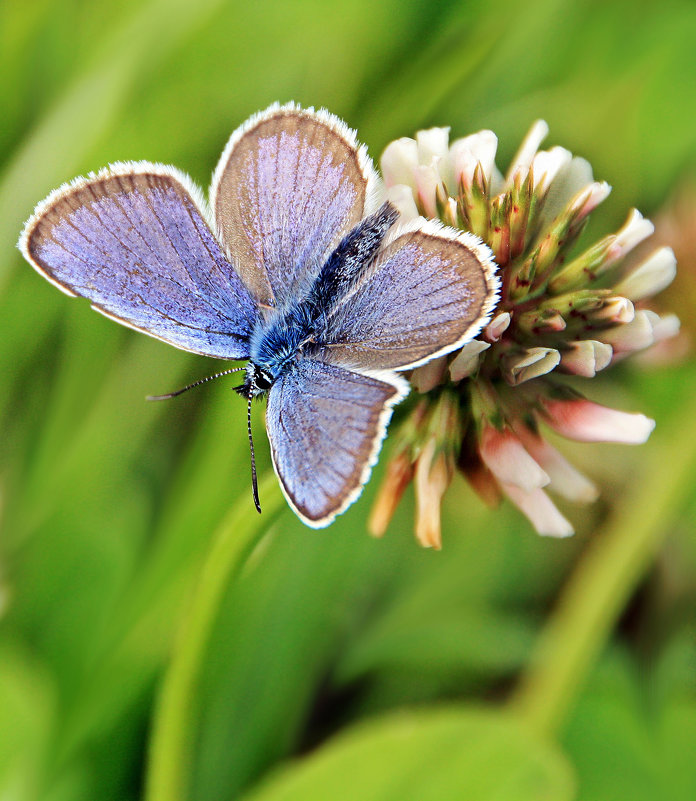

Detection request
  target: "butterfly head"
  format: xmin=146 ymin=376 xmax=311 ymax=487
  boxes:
xmin=236 ymin=362 xmax=275 ymax=400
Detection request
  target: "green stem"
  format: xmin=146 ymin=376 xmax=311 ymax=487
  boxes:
xmin=511 ymin=382 xmax=696 ymax=736
xmin=144 ymin=471 xmax=284 ymax=801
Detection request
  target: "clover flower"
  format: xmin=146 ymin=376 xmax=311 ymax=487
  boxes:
xmin=370 ymin=121 xmax=678 ymax=547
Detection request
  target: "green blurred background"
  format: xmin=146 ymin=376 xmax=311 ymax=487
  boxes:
xmin=2 ymin=0 xmax=696 ymax=799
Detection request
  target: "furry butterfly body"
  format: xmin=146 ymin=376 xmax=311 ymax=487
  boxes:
xmin=19 ymin=103 xmax=499 ymax=526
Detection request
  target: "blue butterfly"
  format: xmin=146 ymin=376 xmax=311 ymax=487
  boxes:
xmin=19 ymin=103 xmax=498 ymax=527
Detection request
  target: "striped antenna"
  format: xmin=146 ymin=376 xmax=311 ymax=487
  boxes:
xmin=247 ymin=392 xmax=261 ymax=513
xmin=146 ymin=367 xmax=246 ymax=400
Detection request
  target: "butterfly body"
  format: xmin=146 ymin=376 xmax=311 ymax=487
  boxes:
xmin=19 ymin=103 xmax=499 ymax=527
xmin=244 ymin=201 xmax=399 ymax=399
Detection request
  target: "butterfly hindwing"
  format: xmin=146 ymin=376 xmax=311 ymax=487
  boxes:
xmin=317 ymin=218 xmax=499 ymax=372
xmin=20 ymin=164 xmax=257 ymax=359
xmin=211 ymin=103 xmax=380 ymax=309
xmin=265 ymin=358 xmax=407 ymax=527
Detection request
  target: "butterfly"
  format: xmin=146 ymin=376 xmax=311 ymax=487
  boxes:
xmin=18 ymin=102 xmax=499 ymax=527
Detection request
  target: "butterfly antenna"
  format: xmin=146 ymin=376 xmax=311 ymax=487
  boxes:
xmin=146 ymin=367 xmax=246 ymax=401
xmin=247 ymin=392 xmax=262 ymax=514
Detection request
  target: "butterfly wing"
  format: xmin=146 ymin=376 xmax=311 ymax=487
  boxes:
xmin=20 ymin=163 xmax=257 ymax=359
xmin=211 ymin=103 xmax=380 ymax=309
xmin=265 ymin=358 xmax=407 ymax=527
xmin=317 ymin=218 xmax=500 ymax=371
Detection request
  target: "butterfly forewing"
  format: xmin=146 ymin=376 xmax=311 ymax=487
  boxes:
xmin=20 ymin=165 xmax=257 ymax=359
xmin=318 ymin=219 xmax=499 ymax=372
xmin=266 ymin=359 xmax=407 ymax=527
xmin=212 ymin=104 xmax=378 ymax=309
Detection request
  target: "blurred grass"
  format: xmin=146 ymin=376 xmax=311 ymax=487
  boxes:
xmin=1 ymin=0 xmax=696 ymax=799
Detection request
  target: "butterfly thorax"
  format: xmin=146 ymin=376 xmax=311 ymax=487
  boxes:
xmin=243 ymin=305 xmax=317 ymax=397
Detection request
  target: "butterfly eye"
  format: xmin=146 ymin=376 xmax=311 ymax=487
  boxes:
xmin=255 ymin=369 xmax=273 ymax=391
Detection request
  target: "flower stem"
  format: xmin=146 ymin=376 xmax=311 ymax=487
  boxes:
xmin=510 ymin=380 xmax=696 ymax=736
xmin=144 ymin=471 xmax=284 ymax=801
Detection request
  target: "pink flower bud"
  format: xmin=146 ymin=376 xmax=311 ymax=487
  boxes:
xmin=412 ymin=355 xmax=448 ymax=393
xmin=450 ymin=130 xmax=498 ymax=191
xmin=449 ymin=340 xmax=490 ymax=382
xmin=442 ymin=197 xmax=459 ymax=228
xmin=416 ymin=127 xmax=451 ymax=185
xmin=606 ymin=209 xmax=655 ymax=262
xmin=484 ymin=312 xmax=511 ymax=342
xmin=380 ymin=137 xmax=418 ymax=188
xmin=414 ymin=439 xmax=452 ymax=549
xmin=531 ymin=146 xmax=572 ymax=194
xmin=592 ymin=296 xmax=635 ymax=324
xmin=502 ymin=347 xmax=560 ymax=385
xmin=569 ymin=181 xmax=612 ymax=220
xmin=649 ymin=312 xmax=680 ymax=344
xmin=615 ymin=246 xmax=677 ymax=301
xmin=479 ymin=425 xmax=550 ymax=492
xmin=416 ymin=127 xmax=450 ymax=163
xmin=368 ymin=452 xmax=414 ymax=538
xmin=385 ymin=185 xmax=420 ymax=221
xmin=536 ymin=160 xmax=600 ymax=230
xmin=505 ymin=119 xmax=549 ymax=188
xmin=541 ymin=398 xmax=656 ymax=443
xmin=512 ymin=424 xmax=599 ymax=503
xmin=501 ymin=484 xmax=574 ymax=537
xmin=599 ymin=310 xmax=655 ymax=353
xmin=414 ymin=162 xmax=442 ymax=217
xmin=560 ymin=340 xmax=613 ymax=377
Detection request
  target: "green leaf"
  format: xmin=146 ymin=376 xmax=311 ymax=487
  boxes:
xmin=239 ymin=708 xmax=575 ymax=801
xmin=335 ymin=606 xmax=535 ymax=685
xmin=564 ymin=641 xmax=696 ymax=801
xmin=0 ymin=641 xmax=55 ymax=800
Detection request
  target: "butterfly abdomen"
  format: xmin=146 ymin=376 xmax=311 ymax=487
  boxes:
xmin=306 ymin=201 xmax=398 ymax=313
